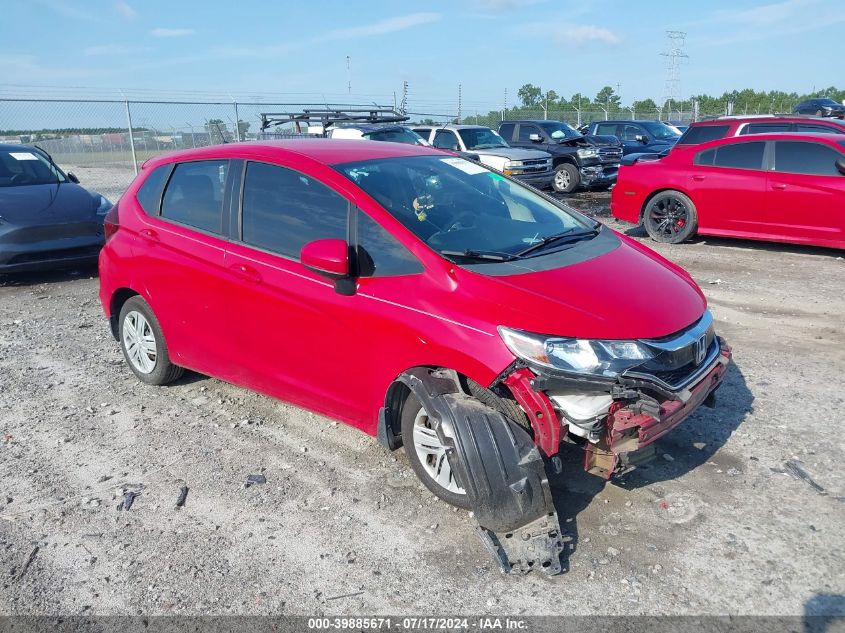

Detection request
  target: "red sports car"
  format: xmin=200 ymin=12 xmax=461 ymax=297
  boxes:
xmin=612 ymin=132 xmax=845 ymax=249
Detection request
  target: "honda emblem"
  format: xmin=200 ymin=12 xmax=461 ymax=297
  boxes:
xmin=695 ymin=335 xmax=707 ymax=365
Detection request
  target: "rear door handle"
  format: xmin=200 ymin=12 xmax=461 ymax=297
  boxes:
xmin=228 ymin=263 xmax=261 ymax=283
xmin=139 ymin=228 xmax=159 ymax=243
xmin=771 ymin=183 xmax=787 ymax=190
xmin=692 ymin=175 xmax=706 ymax=182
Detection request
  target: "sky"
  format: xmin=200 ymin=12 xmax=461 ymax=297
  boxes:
xmin=1 ymin=0 xmax=843 ymax=115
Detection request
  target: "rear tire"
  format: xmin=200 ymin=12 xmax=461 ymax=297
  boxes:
xmin=552 ymin=163 xmax=580 ymax=193
xmin=642 ymin=190 xmax=698 ymax=244
xmin=401 ymin=393 xmax=471 ymax=509
xmin=118 ymin=296 xmax=184 ymax=386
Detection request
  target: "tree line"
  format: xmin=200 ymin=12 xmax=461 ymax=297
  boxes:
xmin=510 ymin=84 xmax=845 ymax=118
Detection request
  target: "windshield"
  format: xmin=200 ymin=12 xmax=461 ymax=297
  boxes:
xmin=364 ymin=127 xmax=428 ymax=146
xmin=336 ymin=155 xmax=593 ymax=262
xmin=540 ymin=121 xmax=581 ymax=140
xmin=457 ymin=128 xmax=509 ymax=150
xmin=0 ymin=149 xmax=66 ymax=187
xmin=641 ymin=121 xmax=682 ymax=140
xmin=818 ymin=99 xmax=840 ymax=106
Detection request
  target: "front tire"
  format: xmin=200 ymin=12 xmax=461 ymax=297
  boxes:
xmin=118 ymin=296 xmax=184 ymax=386
xmin=401 ymin=393 xmax=471 ymax=509
xmin=552 ymin=163 xmax=580 ymax=193
xmin=642 ymin=190 xmax=698 ymax=244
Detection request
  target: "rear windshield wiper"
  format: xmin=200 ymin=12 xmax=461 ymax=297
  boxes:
xmin=439 ymin=249 xmax=520 ymax=262
xmin=516 ymin=225 xmax=600 ymax=257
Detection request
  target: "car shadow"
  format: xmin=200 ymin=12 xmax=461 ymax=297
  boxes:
xmin=804 ymin=594 xmax=845 ymax=633
xmin=546 ymin=359 xmax=754 ymax=572
xmin=0 ymin=263 xmax=99 ymax=287
xmin=686 ymin=235 xmax=844 ymax=258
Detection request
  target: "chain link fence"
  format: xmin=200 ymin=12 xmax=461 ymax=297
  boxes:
xmin=0 ymin=98 xmax=456 ymax=202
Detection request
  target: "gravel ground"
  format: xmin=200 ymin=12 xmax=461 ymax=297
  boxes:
xmin=0 ymin=190 xmax=843 ymax=617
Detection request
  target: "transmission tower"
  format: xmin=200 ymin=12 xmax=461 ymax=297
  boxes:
xmin=660 ymin=31 xmax=688 ymax=114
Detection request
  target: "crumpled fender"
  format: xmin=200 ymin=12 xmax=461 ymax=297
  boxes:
xmin=397 ymin=368 xmax=564 ymax=575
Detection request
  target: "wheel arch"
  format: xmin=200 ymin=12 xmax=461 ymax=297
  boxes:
xmin=108 ymin=287 xmax=140 ymax=340
xmin=552 ymin=155 xmax=578 ymax=168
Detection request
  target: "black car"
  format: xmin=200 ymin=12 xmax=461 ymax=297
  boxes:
xmin=588 ymin=120 xmax=682 ymax=157
xmin=793 ymin=98 xmax=845 ymax=118
xmin=499 ymin=120 xmax=622 ymax=193
xmin=0 ymin=144 xmax=112 ymax=273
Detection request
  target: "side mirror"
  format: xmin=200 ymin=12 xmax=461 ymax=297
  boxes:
xmin=528 ymin=133 xmax=542 ymax=142
xmin=836 ymin=158 xmax=845 ymax=176
xmin=67 ymin=172 xmax=80 ymax=183
xmin=301 ymin=238 xmax=349 ymax=278
xmin=635 ymin=135 xmax=649 ymax=144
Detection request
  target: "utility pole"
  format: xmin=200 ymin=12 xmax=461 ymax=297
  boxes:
xmin=457 ymin=83 xmax=462 ymax=124
xmin=661 ymin=31 xmax=688 ymax=119
xmin=346 ymin=56 xmax=351 ymax=94
xmin=400 ymin=81 xmax=408 ymax=115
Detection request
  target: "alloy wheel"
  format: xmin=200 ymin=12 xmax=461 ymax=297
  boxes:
xmin=412 ymin=408 xmax=466 ymax=495
xmin=648 ymin=196 xmax=689 ymax=239
xmin=554 ymin=169 xmax=571 ymax=190
xmin=122 ymin=310 xmax=157 ymax=374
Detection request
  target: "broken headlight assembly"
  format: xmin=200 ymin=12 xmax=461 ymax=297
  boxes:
xmin=498 ymin=326 xmax=655 ymax=377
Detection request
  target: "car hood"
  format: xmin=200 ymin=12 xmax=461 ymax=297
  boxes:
xmin=572 ymin=134 xmax=621 ymax=147
xmin=453 ymin=232 xmax=706 ymax=340
xmin=474 ymin=147 xmax=550 ymax=161
xmin=0 ymin=182 xmax=99 ymax=224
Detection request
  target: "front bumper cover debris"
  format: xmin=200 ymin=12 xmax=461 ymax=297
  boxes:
xmin=398 ymin=369 xmax=564 ymax=576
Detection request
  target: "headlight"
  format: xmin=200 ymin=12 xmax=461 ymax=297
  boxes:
xmin=498 ymin=326 xmax=655 ymax=376
xmin=503 ymin=160 xmax=523 ymax=176
xmin=577 ymin=148 xmax=598 ymax=159
xmin=95 ymin=195 xmax=113 ymax=215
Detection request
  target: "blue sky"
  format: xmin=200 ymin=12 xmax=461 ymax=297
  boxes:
xmin=1 ymin=0 xmax=843 ymax=113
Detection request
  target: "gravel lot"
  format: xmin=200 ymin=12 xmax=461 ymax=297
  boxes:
xmin=0 ymin=189 xmax=843 ymax=617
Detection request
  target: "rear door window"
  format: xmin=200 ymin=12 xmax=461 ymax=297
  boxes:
xmin=160 ymin=160 xmax=229 ymax=234
xmin=594 ymin=123 xmax=619 ymax=137
xmin=796 ymin=123 xmax=844 ymax=135
xmin=241 ymin=161 xmax=348 ymax=259
xmin=678 ymin=125 xmax=730 ymax=145
xmin=773 ymin=141 xmax=843 ymax=176
xmin=740 ymin=123 xmax=791 ymax=135
xmin=498 ymin=122 xmax=516 ymax=141
xmin=712 ymin=142 xmax=765 ymax=170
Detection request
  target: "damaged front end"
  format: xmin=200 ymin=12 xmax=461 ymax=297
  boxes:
xmin=497 ymin=310 xmax=732 ymax=478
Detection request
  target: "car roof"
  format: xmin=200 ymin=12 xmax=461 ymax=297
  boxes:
xmin=142 ymin=139 xmax=443 ymax=169
xmin=684 ymin=131 xmax=845 ymax=150
xmin=0 ymin=143 xmax=37 ymax=152
xmin=689 ymin=115 xmax=845 ymax=127
xmin=595 ymin=120 xmax=660 ymax=124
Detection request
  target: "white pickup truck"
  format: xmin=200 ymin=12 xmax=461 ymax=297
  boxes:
xmin=413 ymin=124 xmax=554 ymax=189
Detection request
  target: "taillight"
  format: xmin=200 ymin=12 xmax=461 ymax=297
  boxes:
xmin=103 ymin=203 xmax=120 ymax=242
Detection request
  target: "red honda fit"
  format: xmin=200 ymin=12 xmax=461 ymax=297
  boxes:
xmin=99 ymin=139 xmax=730 ymax=511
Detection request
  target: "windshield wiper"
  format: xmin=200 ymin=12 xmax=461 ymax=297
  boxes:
xmin=516 ymin=226 xmax=600 ymax=257
xmin=439 ymin=249 xmax=520 ymax=262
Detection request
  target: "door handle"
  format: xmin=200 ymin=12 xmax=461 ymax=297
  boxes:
xmin=228 ymin=263 xmax=261 ymax=283
xmin=692 ymin=175 xmax=706 ymax=182
xmin=771 ymin=183 xmax=787 ymax=190
xmin=139 ymin=228 xmax=159 ymax=243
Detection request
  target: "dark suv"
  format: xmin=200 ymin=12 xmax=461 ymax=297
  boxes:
xmin=793 ymin=98 xmax=845 ymax=118
xmin=588 ymin=120 xmax=681 ymax=156
xmin=499 ymin=120 xmax=622 ymax=193
xmin=677 ymin=116 xmax=845 ymax=146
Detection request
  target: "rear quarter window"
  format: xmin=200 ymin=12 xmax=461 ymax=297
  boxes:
xmin=135 ymin=164 xmax=172 ymax=215
xmin=678 ymin=124 xmax=730 ymax=145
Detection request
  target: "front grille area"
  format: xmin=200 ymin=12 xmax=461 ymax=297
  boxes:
xmin=624 ymin=312 xmax=718 ymax=391
xmin=521 ymin=159 xmax=550 ymax=167
xmin=598 ymin=147 xmax=623 ymax=162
